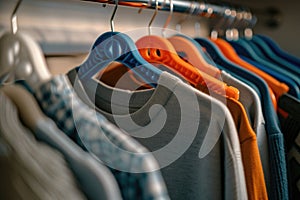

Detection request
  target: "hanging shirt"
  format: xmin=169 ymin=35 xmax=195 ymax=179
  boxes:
xmin=29 ymin=75 xmax=169 ymax=200
xmin=34 ymin=118 xmax=122 ymax=200
xmin=251 ymin=35 xmax=300 ymax=77
xmin=220 ymin=71 xmax=270 ymax=190
xmin=226 ymin=99 xmax=268 ymax=200
xmin=256 ymin=34 xmax=300 ymax=68
xmin=212 ymin=38 xmax=289 ymax=99
xmin=68 ymin=69 xmax=248 ymax=200
xmin=229 ymin=39 xmax=300 ymax=93
xmin=197 ymin=84 xmax=268 ymax=200
xmin=241 ymin=56 xmax=300 ymax=99
xmin=0 ymin=92 xmax=86 ymax=200
xmin=196 ymin=38 xmax=288 ymax=200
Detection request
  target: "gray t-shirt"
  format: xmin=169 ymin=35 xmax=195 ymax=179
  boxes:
xmin=220 ymin=70 xmax=270 ymax=192
xmin=70 ymin=70 xmax=248 ymax=200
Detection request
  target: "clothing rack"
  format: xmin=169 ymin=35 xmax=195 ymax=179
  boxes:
xmin=85 ymin=0 xmax=257 ymax=28
xmin=0 ymin=0 xmax=256 ymax=54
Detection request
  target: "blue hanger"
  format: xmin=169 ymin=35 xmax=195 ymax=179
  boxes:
xmin=77 ymin=0 xmax=161 ymax=87
xmin=249 ymin=36 xmax=300 ymax=77
xmin=194 ymin=37 xmax=262 ymax=97
xmin=256 ymin=34 xmax=300 ymax=67
xmin=174 ymin=34 xmax=218 ymax=66
xmin=236 ymin=39 xmax=300 ymax=98
xmin=194 ymin=37 xmax=276 ymax=109
xmin=229 ymin=39 xmax=300 ymax=87
xmin=241 ymin=55 xmax=300 ymax=99
xmin=194 ymin=38 xmax=241 ymax=70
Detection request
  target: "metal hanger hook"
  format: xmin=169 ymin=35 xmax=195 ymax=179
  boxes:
xmin=148 ymin=0 xmax=159 ymax=35
xmin=162 ymin=0 xmax=173 ymax=37
xmin=11 ymin=0 xmax=22 ymax=34
xmin=110 ymin=0 xmax=119 ymax=32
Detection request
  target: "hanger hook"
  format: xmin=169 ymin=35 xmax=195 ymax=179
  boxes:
xmin=211 ymin=7 xmax=229 ymax=40
xmin=194 ymin=2 xmax=205 ymax=37
xmin=162 ymin=0 xmax=173 ymax=37
xmin=244 ymin=11 xmax=256 ymax=39
xmin=11 ymin=0 xmax=22 ymax=34
xmin=148 ymin=0 xmax=159 ymax=35
xmin=110 ymin=0 xmax=119 ymax=32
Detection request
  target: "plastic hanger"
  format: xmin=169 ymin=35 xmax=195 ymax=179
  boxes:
xmin=174 ymin=8 xmax=217 ymax=67
xmin=0 ymin=0 xmax=51 ymax=89
xmin=1 ymin=84 xmax=46 ymax=129
xmin=162 ymin=1 xmax=221 ymax=79
xmin=196 ymin=10 xmax=278 ymax=108
xmin=237 ymin=37 xmax=300 ymax=99
xmin=229 ymin=38 xmax=300 ymax=89
xmin=256 ymin=34 xmax=300 ymax=67
xmin=194 ymin=37 xmax=278 ymax=109
xmin=240 ymin=55 xmax=300 ymax=99
xmin=77 ymin=0 xmax=161 ymax=87
xmin=136 ymin=0 xmax=239 ymax=100
xmin=1 ymin=84 xmax=122 ymax=200
xmin=249 ymin=35 xmax=300 ymax=76
xmin=168 ymin=35 xmax=222 ymax=79
xmin=224 ymin=12 xmax=299 ymax=98
xmin=211 ymin=38 xmax=289 ymax=99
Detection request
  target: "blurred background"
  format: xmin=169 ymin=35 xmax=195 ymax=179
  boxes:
xmin=0 ymin=0 xmax=299 ymax=57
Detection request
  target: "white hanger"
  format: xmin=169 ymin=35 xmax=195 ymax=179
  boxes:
xmin=1 ymin=84 xmax=46 ymax=130
xmin=0 ymin=0 xmax=51 ymax=89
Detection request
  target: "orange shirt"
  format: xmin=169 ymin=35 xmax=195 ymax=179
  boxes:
xmin=197 ymin=84 xmax=268 ymax=200
xmin=211 ymin=38 xmax=289 ymax=100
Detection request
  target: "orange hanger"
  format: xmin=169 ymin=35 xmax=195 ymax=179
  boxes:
xmin=168 ymin=36 xmax=222 ymax=79
xmin=136 ymin=35 xmax=240 ymax=100
xmin=211 ymin=38 xmax=289 ymax=99
xmin=211 ymin=38 xmax=291 ymax=110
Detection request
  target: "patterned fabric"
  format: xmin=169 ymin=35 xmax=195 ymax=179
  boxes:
xmin=33 ymin=75 xmax=169 ymax=200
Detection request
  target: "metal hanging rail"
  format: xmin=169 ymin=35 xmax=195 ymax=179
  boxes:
xmin=84 ymin=0 xmax=257 ymax=27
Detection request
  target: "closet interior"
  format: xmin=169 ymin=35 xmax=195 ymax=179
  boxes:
xmin=0 ymin=0 xmax=299 ymax=200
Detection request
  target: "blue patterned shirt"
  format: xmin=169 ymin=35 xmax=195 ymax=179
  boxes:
xmin=32 ymin=75 xmax=169 ymax=200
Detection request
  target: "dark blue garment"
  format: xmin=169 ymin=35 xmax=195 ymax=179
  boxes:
xmin=249 ymin=36 xmax=300 ymax=77
xmin=256 ymin=35 xmax=300 ymax=68
xmin=241 ymin=56 xmax=300 ymax=99
xmin=195 ymin=38 xmax=288 ymax=200
xmin=229 ymin=39 xmax=300 ymax=89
